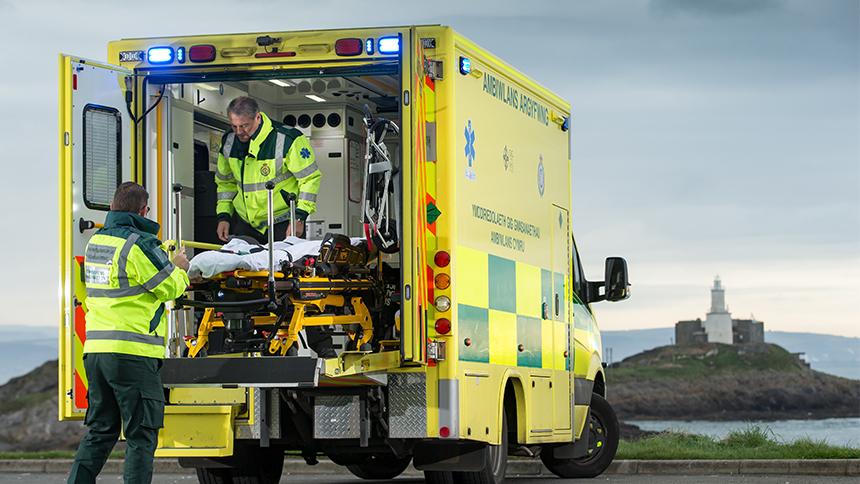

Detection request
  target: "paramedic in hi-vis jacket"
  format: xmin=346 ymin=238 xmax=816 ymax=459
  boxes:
xmin=214 ymin=96 xmax=334 ymax=358
xmin=215 ymin=96 xmax=322 ymax=242
xmin=69 ymin=182 xmax=190 ymax=484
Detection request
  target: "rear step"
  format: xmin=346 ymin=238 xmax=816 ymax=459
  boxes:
xmin=161 ymin=356 xmax=321 ymax=387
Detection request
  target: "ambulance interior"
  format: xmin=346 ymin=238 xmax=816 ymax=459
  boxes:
xmin=151 ymin=73 xmax=403 ymax=359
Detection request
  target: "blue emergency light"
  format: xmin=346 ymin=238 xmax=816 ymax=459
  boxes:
xmin=459 ymin=56 xmax=471 ymax=75
xmin=377 ymin=36 xmax=400 ymax=54
xmin=147 ymin=47 xmax=174 ymax=64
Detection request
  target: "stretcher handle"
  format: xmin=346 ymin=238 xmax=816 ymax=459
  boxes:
xmin=164 ymin=239 xmax=222 ymax=252
xmin=265 ymin=181 xmax=277 ymax=311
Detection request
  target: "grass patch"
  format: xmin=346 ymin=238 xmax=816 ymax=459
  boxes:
xmin=618 ymin=425 xmax=860 ymax=459
xmin=0 ymin=450 xmax=124 ymax=460
xmin=607 ymin=343 xmax=805 ymax=383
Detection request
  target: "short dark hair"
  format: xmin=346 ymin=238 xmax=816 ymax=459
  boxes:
xmin=111 ymin=182 xmax=148 ymax=212
xmin=227 ymin=96 xmax=260 ymax=118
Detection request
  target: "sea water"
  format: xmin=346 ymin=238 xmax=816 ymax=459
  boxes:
xmin=626 ymin=418 xmax=860 ymax=448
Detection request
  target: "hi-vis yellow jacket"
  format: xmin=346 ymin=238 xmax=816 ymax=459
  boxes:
xmin=215 ymin=113 xmax=322 ymax=233
xmin=83 ymin=212 xmax=189 ymax=359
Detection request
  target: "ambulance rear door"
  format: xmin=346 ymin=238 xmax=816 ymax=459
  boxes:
xmin=59 ymin=55 xmax=134 ymax=419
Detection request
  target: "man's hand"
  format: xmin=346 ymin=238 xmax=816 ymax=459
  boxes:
xmin=217 ymin=221 xmax=231 ymax=242
xmin=286 ymin=219 xmax=305 ymax=238
xmin=172 ymin=247 xmax=190 ymax=272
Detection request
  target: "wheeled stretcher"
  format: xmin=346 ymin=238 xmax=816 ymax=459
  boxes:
xmin=168 ymin=183 xmax=399 ymax=360
xmin=175 ymin=231 xmax=399 ymax=359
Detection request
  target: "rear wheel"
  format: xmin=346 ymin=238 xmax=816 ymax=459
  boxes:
xmin=230 ymin=446 xmax=285 ymax=484
xmin=452 ymin=410 xmax=508 ymax=484
xmin=424 ymin=470 xmax=455 ymax=484
xmin=345 ymin=453 xmax=412 ymax=480
xmin=541 ymin=394 xmax=619 ymax=478
xmin=195 ymin=467 xmax=231 ymax=484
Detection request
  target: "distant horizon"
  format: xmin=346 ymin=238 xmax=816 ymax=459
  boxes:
xmin=20 ymin=322 xmax=860 ymax=339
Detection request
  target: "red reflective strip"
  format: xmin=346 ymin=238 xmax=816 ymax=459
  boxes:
xmin=75 ymin=303 xmax=86 ymax=344
xmin=74 ymin=371 xmax=88 ymax=409
xmin=72 ymin=74 xmax=77 ymax=90
xmin=254 ymin=51 xmax=297 ymax=58
xmin=426 ymin=266 xmax=435 ymax=301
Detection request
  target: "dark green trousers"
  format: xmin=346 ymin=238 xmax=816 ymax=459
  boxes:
xmin=68 ymin=353 xmax=165 ymax=484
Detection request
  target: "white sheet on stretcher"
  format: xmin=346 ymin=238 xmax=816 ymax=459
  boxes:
xmin=188 ymin=236 xmax=365 ymax=280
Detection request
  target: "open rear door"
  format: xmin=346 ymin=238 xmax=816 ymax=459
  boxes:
xmin=400 ymin=27 xmax=432 ymax=364
xmin=59 ymin=55 xmax=133 ymax=419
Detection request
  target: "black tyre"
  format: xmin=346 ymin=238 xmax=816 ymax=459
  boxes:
xmin=540 ymin=394 xmax=619 ymax=478
xmin=346 ymin=453 xmax=412 ymax=480
xmin=452 ymin=410 xmax=508 ymax=484
xmin=230 ymin=446 xmax=285 ymax=484
xmin=196 ymin=467 xmax=231 ymax=484
xmin=424 ymin=470 xmax=455 ymax=484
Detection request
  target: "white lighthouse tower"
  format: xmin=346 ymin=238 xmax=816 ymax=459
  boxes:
xmin=704 ymin=276 xmax=733 ymax=344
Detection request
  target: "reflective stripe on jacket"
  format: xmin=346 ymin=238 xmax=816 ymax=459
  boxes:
xmin=215 ymin=112 xmax=322 ymax=233
xmin=83 ymin=211 xmax=189 ymax=359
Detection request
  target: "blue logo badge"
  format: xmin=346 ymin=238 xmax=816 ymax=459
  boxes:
xmin=300 ymin=147 xmax=311 ymax=159
xmin=464 ymin=120 xmax=476 ymax=181
xmin=537 ymin=155 xmax=545 ymax=196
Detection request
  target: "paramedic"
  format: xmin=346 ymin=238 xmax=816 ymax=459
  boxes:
xmin=69 ymin=182 xmax=190 ymax=484
xmin=215 ymin=96 xmax=321 ymax=242
xmin=214 ymin=96 xmax=334 ymax=358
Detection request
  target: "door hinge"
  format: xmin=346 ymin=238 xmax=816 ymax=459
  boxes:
xmin=427 ymin=340 xmax=447 ymax=361
xmin=424 ymin=59 xmax=444 ymax=80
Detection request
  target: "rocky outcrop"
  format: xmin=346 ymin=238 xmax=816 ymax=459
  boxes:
xmin=0 ymin=360 xmax=85 ymax=451
xmin=608 ymin=343 xmax=860 ymax=421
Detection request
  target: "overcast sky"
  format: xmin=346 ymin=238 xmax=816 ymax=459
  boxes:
xmin=0 ymin=0 xmax=856 ymax=337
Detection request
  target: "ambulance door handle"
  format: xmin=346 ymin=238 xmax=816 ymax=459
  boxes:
xmin=554 ymin=294 xmax=559 ymax=317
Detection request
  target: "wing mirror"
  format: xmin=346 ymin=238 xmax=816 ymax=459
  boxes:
xmin=586 ymin=257 xmax=630 ymax=303
xmin=604 ymin=257 xmax=630 ymax=302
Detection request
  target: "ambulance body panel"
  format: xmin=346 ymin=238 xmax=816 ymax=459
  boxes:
xmin=58 ymin=25 xmax=627 ymax=481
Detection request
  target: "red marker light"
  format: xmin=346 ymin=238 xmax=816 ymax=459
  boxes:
xmin=189 ymin=45 xmax=216 ymax=63
xmin=439 ymin=426 xmax=450 ymax=438
xmin=335 ymin=38 xmax=363 ymax=56
xmin=434 ymin=251 xmax=450 ymax=268
xmin=435 ymin=318 xmax=451 ymax=335
xmin=255 ymin=51 xmax=297 ymax=58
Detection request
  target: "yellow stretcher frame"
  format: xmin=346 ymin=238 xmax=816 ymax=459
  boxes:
xmin=184 ymin=271 xmax=376 ymax=358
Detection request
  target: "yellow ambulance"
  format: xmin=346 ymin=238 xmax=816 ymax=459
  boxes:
xmin=58 ymin=25 xmax=630 ymax=483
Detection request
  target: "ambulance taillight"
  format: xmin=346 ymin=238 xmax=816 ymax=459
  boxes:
xmin=434 ymin=318 xmax=451 ymax=335
xmin=434 ymin=251 xmax=450 ymax=268
xmin=189 ymin=45 xmax=216 ymax=63
xmin=335 ymin=38 xmax=363 ymax=56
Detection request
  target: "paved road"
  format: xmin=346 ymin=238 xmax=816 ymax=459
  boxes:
xmin=0 ymin=474 xmax=855 ymax=483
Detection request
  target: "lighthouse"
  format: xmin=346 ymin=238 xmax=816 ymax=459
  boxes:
xmin=704 ymin=276 xmax=733 ymax=344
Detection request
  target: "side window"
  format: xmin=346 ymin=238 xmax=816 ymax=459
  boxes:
xmin=571 ymin=236 xmax=587 ymax=300
xmin=83 ymin=104 xmax=122 ymax=210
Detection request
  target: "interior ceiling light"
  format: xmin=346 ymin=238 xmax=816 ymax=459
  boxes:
xmin=196 ymin=83 xmax=220 ymax=92
xmin=305 ymin=94 xmax=326 ymax=103
xmin=269 ymin=79 xmax=293 ymax=87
